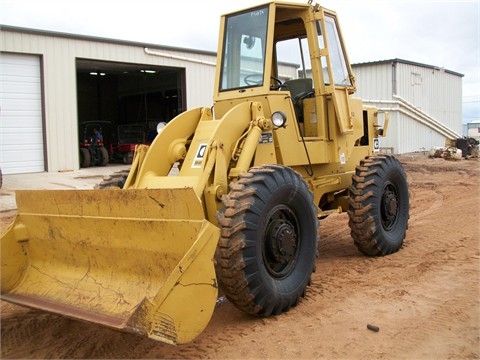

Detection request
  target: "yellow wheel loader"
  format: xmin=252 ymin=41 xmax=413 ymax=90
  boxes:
xmin=1 ymin=1 xmax=409 ymax=345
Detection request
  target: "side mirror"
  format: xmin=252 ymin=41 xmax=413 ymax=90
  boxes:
xmin=375 ymin=111 xmax=389 ymax=137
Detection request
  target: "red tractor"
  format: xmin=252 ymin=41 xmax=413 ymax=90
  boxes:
xmin=108 ymin=124 xmax=146 ymax=164
xmin=79 ymin=121 xmax=110 ymax=168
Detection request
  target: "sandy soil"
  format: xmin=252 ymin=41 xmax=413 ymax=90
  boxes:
xmin=1 ymin=155 xmax=479 ymax=359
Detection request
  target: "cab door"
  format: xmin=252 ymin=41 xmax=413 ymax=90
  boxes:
xmin=319 ymin=11 xmax=357 ymax=135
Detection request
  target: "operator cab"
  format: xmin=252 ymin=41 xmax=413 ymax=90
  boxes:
xmin=215 ymin=1 xmax=358 ymax=137
xmin=216 ymin=2 xmax=355 ymax=95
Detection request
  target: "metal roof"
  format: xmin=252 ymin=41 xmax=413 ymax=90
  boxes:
xmin=0 ymin=24 xmax=217 ymax=58
xmin=352 ymin=58 xmax=464 ymax=78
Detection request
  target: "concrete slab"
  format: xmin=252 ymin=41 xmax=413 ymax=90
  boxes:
xmin=0 ymin=165 xmax=131 ymax=212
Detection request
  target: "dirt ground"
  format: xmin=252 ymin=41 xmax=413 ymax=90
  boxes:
xmin=1 ymin=155 xmax=479 ymax=359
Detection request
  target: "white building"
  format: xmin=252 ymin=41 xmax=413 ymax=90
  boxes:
xmin=0 ymin=26 xmax=222 ymax=174
xmin=466 ymin=120 xmax=480 ymax=140
xmin=352 ymin=59 xmax=463 ymax=154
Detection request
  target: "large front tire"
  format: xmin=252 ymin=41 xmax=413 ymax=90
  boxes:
xmin=215 ymin=165 xmax=318 ymax=316
xmin=348 ymin=155 xmax=409 ymax=256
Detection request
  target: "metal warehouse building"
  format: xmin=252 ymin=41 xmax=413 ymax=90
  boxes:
xmin=353 ymin=59 xmax=463 ymax=154
xmin=0 ymin=26 xmax=463 ymax=174
xmin=0 ymin=26 xmax=220 ymax=174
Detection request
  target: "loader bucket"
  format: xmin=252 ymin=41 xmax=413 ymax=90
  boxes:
xmin=1 ymin=188 xmax=220 ymax=345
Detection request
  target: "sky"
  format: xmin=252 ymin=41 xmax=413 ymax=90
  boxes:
xmin=1 ymin=0 xmax=479 ymax=123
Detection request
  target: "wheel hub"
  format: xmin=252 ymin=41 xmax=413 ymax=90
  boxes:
xmin=266 ymin=219 xmax=297 ymax=264
xmin=382 ymin=185 xmax=398 ymax=229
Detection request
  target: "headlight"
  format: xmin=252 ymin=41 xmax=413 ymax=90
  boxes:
xmin=271 ymin=111 xmax=287 ymax=128
xmin=156 ymin=121 xmax=167 ymax=133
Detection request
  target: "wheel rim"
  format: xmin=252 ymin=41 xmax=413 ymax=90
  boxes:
xmin=381 ymin=182 xmax=399 ymax=231
xmin=263 ymin=204 xmax=300 ymax=278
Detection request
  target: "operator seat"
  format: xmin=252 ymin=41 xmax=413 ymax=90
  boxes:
xmin=280 ymin=78 xmax=313 ymax=122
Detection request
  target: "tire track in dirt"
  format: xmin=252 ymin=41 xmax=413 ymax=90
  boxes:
xmin=382 ymin=157 xmax=480 ymax=358
xmin=301 ymin=157 xmax=479 ymax=359
xmin=1 ymin=311 xmax=69 ymax=359
xmin=408 ymin=182 xmax=444 ymax=221
xmin=371 ymin=259 xmax=479 ymax=359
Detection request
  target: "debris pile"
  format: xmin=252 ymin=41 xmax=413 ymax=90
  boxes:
xmin=430 ymin=137 xmax=479 ymax=161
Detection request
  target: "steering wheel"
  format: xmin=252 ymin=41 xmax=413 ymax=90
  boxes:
xmin=244 ymin=73 xmax=263 ymax=86
xmin=244 ymin=74 xmax=283 ymax=88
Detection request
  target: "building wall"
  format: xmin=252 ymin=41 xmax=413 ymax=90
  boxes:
xmin=353 ymin=60 xmax=463 ymax=153
xmin=395 ymin=62 xmax=462 ymax=135
xmin=0 ymin=28 xmax=218 ymax=172
xmin=467 ymin=121 xmax=480 ymax=140
xmin=352 ymin=62 xmax=393 ymax=100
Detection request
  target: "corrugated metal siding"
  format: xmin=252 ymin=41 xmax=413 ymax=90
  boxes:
xmin=395 ymin=63 xmax=462 ymax=134
xmin=366 ymin=100 xmax=460 ymax=154
xmin=0 ymin=29 xmax=218 ymax=171
xmin=353 ymin=60 xmax=462 ymax=153
xmin=278 ymin=63 xmax=298 ymax=80
xmin=397 ymin=113 xmax=445 ymax=153
xmin=374 ymin=111 xmax=445 ymax=154
xmin=377 ymin=112 xmax=398 ymax=152
xmin=353 ymin=63 xmax=392 ymax=100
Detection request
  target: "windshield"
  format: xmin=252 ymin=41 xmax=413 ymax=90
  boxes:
xmin=219 ymin=6 xmax=269 ymax=91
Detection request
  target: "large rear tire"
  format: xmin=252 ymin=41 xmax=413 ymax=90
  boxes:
xmin=80 ymin=148 xmax=91 ymax=168
xmin=215 ymin=165 xmax=318 ymax=316
xmin=348 ymin=155 xmax=409 ymax=256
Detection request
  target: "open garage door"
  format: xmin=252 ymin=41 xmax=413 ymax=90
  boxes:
xmin=76 ymin=59 xmax=185 ymax=165
xmin=0 ymin=53 xmax=45 ymax=174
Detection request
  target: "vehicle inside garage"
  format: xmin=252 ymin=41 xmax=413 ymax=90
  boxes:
xmin=76 ymin=59 xmax=186 ymax=165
